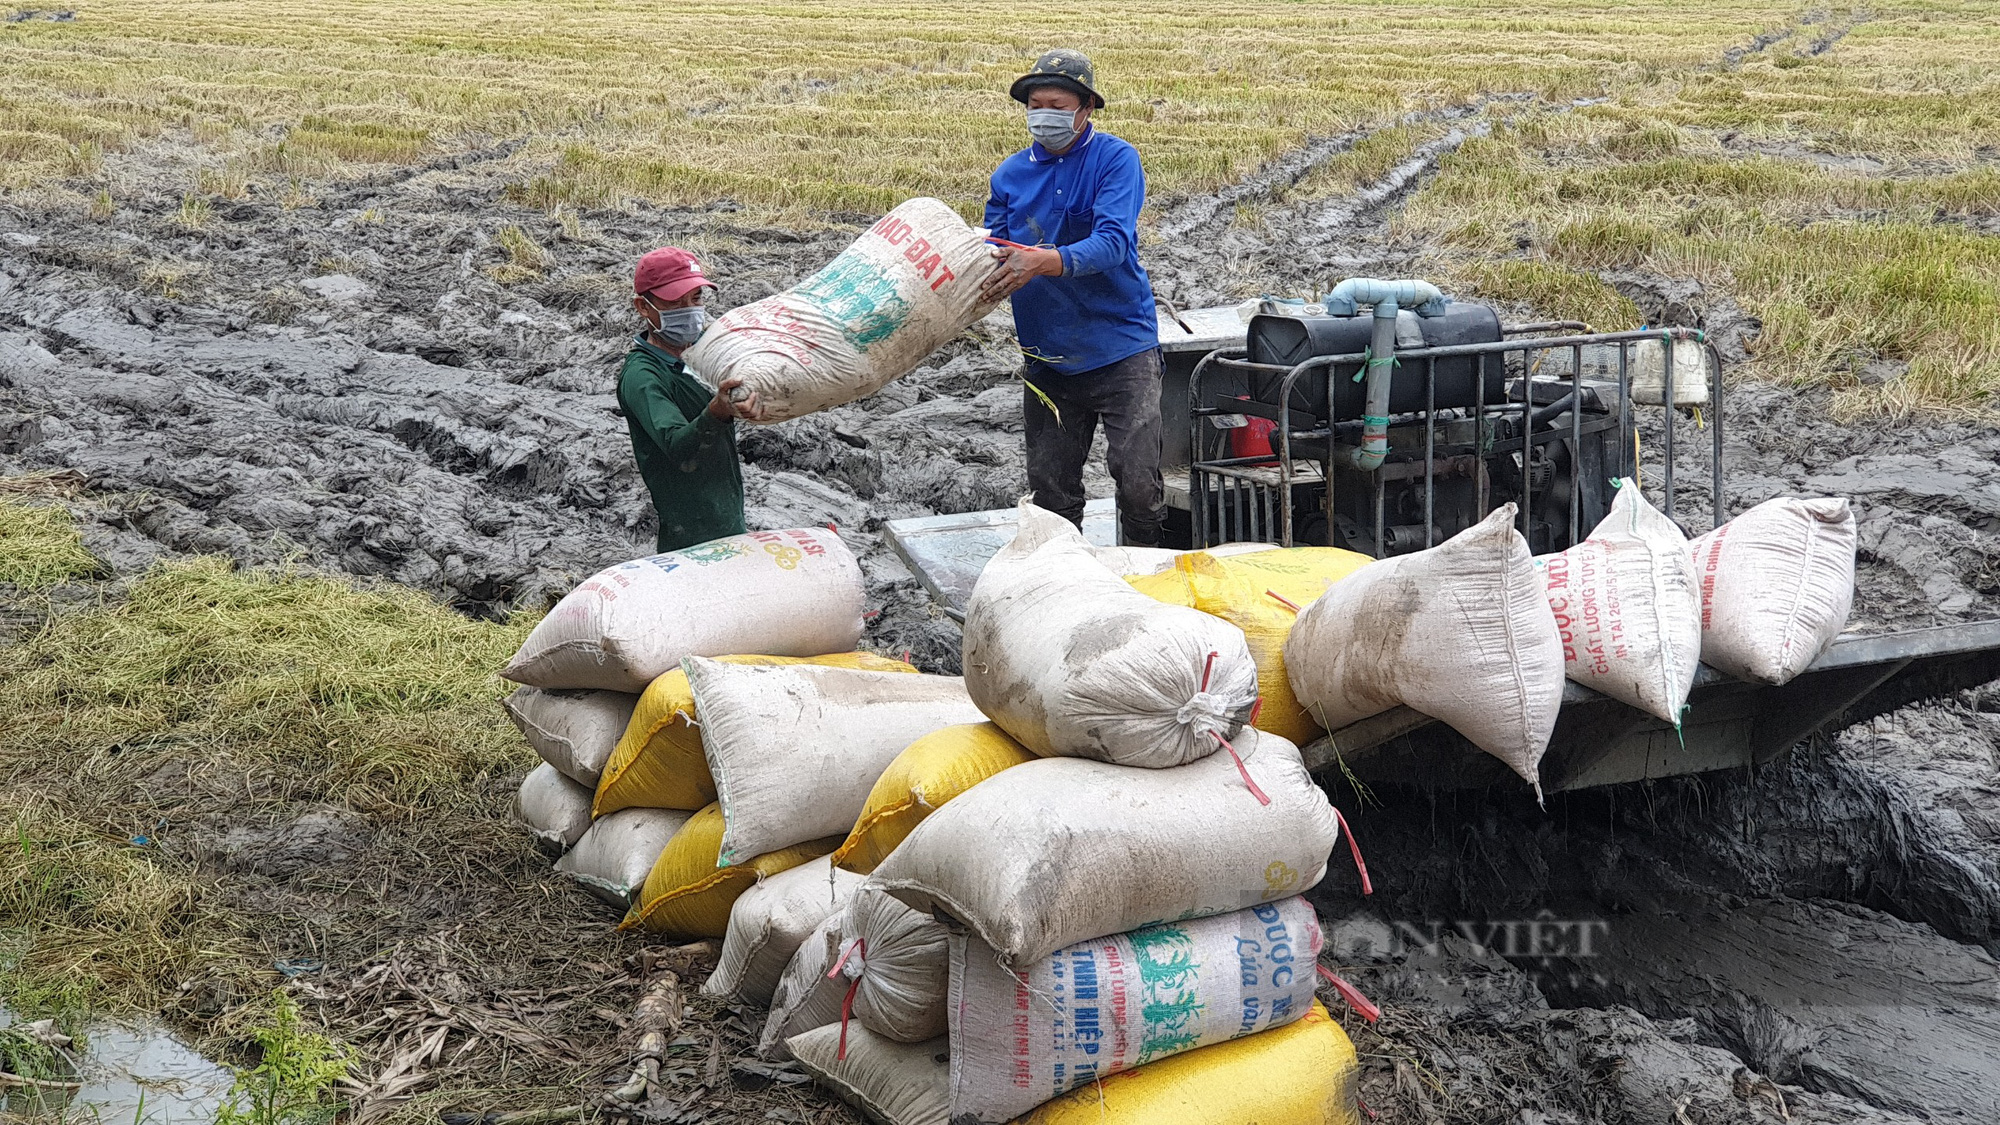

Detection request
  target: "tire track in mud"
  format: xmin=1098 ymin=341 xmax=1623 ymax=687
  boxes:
xmin=1156 ymin=96 xmax=1522 ymax=244
xmin=1148 ymin=95 xmax=1564 ymax=305
xmin=1717 ymin=7 xmax=1871 ymax=68
xmin=1801 ymin=11 xmax=1870 ymax=57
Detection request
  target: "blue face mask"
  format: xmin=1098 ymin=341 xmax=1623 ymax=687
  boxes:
xmin=1026 ymin=107 xmax=1080 ymax=152
xmin=650 ymin=304 xmax=707 ymax=346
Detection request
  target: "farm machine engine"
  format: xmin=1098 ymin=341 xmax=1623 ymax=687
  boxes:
xmin=1172 ymin=277 xmax=1721 ymax=557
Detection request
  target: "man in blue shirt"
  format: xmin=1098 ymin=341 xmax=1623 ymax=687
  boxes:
xmin=981 ymin=49 xmax=1164 ymax=546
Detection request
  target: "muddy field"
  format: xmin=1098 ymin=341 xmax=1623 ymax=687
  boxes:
xmin=2 ymin=115 xmax=1999 ymax=1123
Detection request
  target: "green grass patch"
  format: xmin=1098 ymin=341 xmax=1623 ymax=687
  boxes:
xmin=0 ymin=532 xmax=538 ymax=1026
xmin=1739 ymin=220 xmax=2000 ymax=413
xmin=1459 ymin=259 xmax=1641 ymax=330
xmin=0 ymin=497 xmax=100 ymax=589
xmin=1548 ymin=214 xmax=1661 ymax=267
xmin=0 ymin=556 xmax=533 ymax=795
xmin=217 ymin=992 xmax=354 ymax=1125
xmin=290 ymin=115 xmax=429 ymax=165
xmin=0 ymin=800 xmax=249 ymax=1022
xmin=1403 ymin=122 xmax=2000 ymax=415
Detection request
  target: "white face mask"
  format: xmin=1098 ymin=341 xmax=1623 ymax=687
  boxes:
xmin=1026 ymin=107 xmax=1080 ymax=151
xmin=650 ymin=304 xmax=707 ymax=345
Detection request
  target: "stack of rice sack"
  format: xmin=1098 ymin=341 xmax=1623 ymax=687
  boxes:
xmin=500 ymin=527 xmax=981 ymax=935
xmin=754 ymin=503 xmax=1367 ymax=1125
xmin=1529 ymin=482 xmax=1856 ymax=729
xmin=1272 ymin=482 xmax=1856 ymax=806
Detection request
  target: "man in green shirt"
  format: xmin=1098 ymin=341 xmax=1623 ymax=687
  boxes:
xmin=618 ymin=246 xmax=765 ymax=553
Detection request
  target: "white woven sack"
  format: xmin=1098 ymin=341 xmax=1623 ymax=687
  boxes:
xmin=867 ymin=727 xmax=1338 ymax=969
xmin=502 ymin=686 xmax=638 ymax=787
xmin=705 ymin=856 xmax=865 ymax=1007
xmin=1629 ymin=336 xmax=1711 ymax=406
xmin=555 ymin=808 xmax=692 ymax=906
xmin=686 ymin=197 xmax=999 ymax=422
xmin=1690 ymin=496 xmax=1856 ymax=686
xmin=838 ymin=887 xmax=950 ymax=1043
xmin=514 ymin=763 xmax=593 ymax=851
xmin=1537 ymin=480 xmax=1702 ymax=723
xmin=947 ymin=897 xmax=1323 ymax=1123
xmin=1091 ymin=541 xmax=1280 ymax=579
xmin=500 ymin=528 xmax=864 ymax=692
xmin=788 ymin=1023 xmax=949 ymax=1125
xmin=1087 ymin=544 xmax=1184 ymax=577
xmin=963 ymin=502 xmax=1259 ymax=768
xmin=689 ymin=658 xmax=986 ymax=867
xmin=761 ymin=912 xmax=849 ymax=1061
xmin=1285 ymin=504 xmax=1564 ymax=796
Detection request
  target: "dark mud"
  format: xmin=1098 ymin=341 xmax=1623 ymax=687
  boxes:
xmin=1314 ymin=683 xmax=2000 ymax=1123
xmin=4 ymin=112 xmax=2000 ymax=1123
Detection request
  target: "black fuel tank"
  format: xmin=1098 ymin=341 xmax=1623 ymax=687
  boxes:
xmin=1245 ymin=302 xmax=1504 ymax=420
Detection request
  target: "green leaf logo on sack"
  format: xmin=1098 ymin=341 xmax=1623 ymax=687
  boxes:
xmin=946 ymin=898 xmax=1327 ymax=1122
xmin=1131 ymin=924 xmax=1204 ymax=1063
xmin=795 ymin=252 xmax=911 ymax=351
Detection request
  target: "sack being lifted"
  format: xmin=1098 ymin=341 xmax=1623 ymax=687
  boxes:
xmin=501 ymin=529 xmax=864 ymax=693
xmin=963 ymin=502 xmax=1260 ymax=769
xmin=686 ymin=198 xmax=1000 ymax=422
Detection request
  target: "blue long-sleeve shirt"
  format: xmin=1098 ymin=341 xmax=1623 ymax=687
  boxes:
xmin=984 ymin=126 xmax=1158 ymax=375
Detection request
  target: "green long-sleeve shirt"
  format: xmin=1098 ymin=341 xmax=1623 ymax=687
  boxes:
xmin=617 ymin=336 xmax=746 ymax=553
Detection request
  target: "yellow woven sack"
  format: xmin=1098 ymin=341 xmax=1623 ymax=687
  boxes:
xmin=1014 ymin=1000 xmax=1361 ymax=1125
xmin=620 ymin=803 xmax=839 ymax=938
xmin=830 ymin=722 xmax=1036 ymax=875
xmin=1218 ymin=546 xmax=1374 ymax=609
xmin=594 ymin=651 xmax=917 ymax=816
xmin=1128 ymin=548 xmax=1370 ymax=744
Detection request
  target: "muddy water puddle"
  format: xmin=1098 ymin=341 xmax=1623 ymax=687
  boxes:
xmin=0 ymin=1009 xmax=232 ymax=1124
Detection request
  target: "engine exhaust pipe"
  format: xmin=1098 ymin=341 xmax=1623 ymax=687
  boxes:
xmin=1322 ymin=278 xmax=1447 ymax=471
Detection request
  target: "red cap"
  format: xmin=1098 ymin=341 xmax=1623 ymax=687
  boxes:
xmin=634 ymin=247 xmax=715 ymax=302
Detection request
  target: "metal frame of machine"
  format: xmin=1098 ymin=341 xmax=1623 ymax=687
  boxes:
xmin=1185 ymin=323 xmax=1726 ymax=551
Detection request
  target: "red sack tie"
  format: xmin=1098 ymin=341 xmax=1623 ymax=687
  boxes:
xmin=1333 ymin=807 xmax=1373 ymax=896
xmin=1199 ymin=652 xmax=1270 ymax=805
xmin=1317 ymin=964 xmax=1381 ymax=1023
xmin=1357 ymin=1095 xmax=1380 ymax=1121
xmin=1211 ymin=731 xmax=1271 ymax=806
xmin=1266 ymin=589 xmax=1303 ymax=614
xmin=1248 ymin=696 xmax=1263 ymax=728
xmin=825 ymin=937 xmax=867 ymax=1060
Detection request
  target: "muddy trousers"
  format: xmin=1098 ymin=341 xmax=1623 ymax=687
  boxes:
xmin=1022 ymin=348 xmax=1166 ymax=547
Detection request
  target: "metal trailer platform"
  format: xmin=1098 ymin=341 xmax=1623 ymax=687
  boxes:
xmin=882 ymin=506 xmax=2000 ymax=792
xmin=1301 ymin=619 xmax=2000 ymax=793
